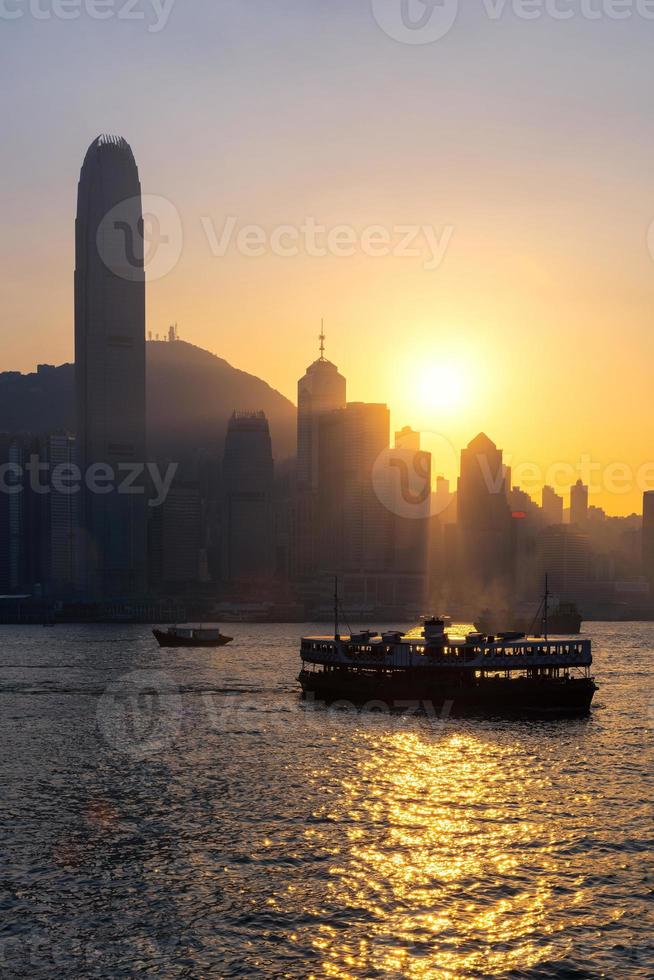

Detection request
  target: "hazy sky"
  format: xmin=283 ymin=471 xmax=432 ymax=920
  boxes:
xmin=2 ymin=0 xmax=654 ymax=513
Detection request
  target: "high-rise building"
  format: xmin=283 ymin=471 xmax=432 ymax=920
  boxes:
xmin=38 ymin=434 xmax=81 ymax=597
xmin=149 ymin=480 xmax=202 ymax=588
xmin=542 ymin=485 xmax=564 ymax=526
xmin=570 ymin=480 xmax=589 ymax=527
xmin=297 ymin=332 xmax=347 ymax=491
xmin=221 ymin=412 xmax=275 ymax=585
xmin=395 ymin=426 xmax=421 ymax=452
xmin=642 ymin=491 xmax=654 ymax=591
xmin=295 ymin=333 xmax=346 ymax=579
xmin=316 ymin=402 xmax=420 ymax=610
xmin=389 ymin=428 xmax=431 ymax=579
xmin=537 ymin=524 xmax=591 ymax=597
xmin=0 ymin=435 xmax=29 ymax=594
xmin=457 ymin=432 xmax=514 ymax=592
xmin=74 ymin=135 xmax=147 ymax=598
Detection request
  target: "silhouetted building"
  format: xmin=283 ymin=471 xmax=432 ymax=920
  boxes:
xmin=389 ymin=429 xmax=431 ymax=594
xmin=314 ymin=402 xmax=424 ymax=610
xmin=642 ymin=491 xmax=654 ymax=592
xmin=542 ymin=485 xmax=564 ymax=526
xmin=38 ymin=434 xmax=81 ymax=597
xmin=75 ymin=135 xmax=147 ymax=599
xmin=395 ymin=425 xmax=421 ymax=452
xmin=221 ymin=412 xmax=274 ymax=585
xmin=297 ymin=336 xmax=347 ymax=491
xmin=295 ymin=336 xmax=346 ymax=577
xmin=0 ymin=435 xmax=28 ymax=594
xmin=150 ymin=481 xmax=202 ymax=587
xmin=537 ymin=525 xmax=591 ymax=597
xmin=457 ymin=433 xmax=514 ymax=595
xmin=570 ymin=480 xmax=589 ymax=527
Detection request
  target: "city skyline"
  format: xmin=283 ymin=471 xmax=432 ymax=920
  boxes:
xmin=4 ymin=5 xmax=654 ymax=518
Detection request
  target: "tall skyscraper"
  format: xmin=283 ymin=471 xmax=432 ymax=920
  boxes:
xmin=297 ymin=331 xmax=347 ymax=491
xmin=457 ymin=432 xmax=514 ymax=593
xmin=537 ymin=525 xmax=591 ymax=597
xmin=570 ymin=480 xmax=589 ymax=527
xmin=74 ymin=135 xmax=147 ymax=598
xmin=317 ymin=402 xmax=403 ymax=608
xmin=149 ymin=481 xmax=202 ymax=587
xmin=221 ymin=412 xmax=275 ymax=585
xmin=38 ymin=434 xmax=81 ymax=598
xmin=642 ymin=491 xmax=654 ymax=591
xmin=0 ymin=435 xmax=28 ymax=594
xmin=542 ymin=485 xmax=564 ymax=526
xmin=295 ymin=332 xmax=346 ymax=578
xmin=395 ymin=426 xmax=421 ymax=452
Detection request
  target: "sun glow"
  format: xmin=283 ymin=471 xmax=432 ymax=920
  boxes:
xmin=414 ymin=359 xmax=467 ymax=415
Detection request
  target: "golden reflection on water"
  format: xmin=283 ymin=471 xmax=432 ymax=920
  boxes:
xmin=309 ymin=731 xmax=559 ymax=980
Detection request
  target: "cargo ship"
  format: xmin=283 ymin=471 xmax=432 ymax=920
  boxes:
xmin=298 ymin=583 xmax=596 ymax=718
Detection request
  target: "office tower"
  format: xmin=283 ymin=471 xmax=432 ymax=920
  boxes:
xmin=149 ymin=481 xmax=202 ymax=587
xmin=570 ymin=480 xmax=589 ymax=527
xmin=0 ymin=435 xmax=28 ymax=594
xmin=317 ymin=402 xmax=418 ymax=610
xmin=74 ymin=134 xmax=147 ymax=598
xmin=320 ymin=403 xmax=394 ymax=580
xmin=297 ymin=332 xmax=347 ymax=490
xmin=642 ymin=491 xmax=654 ymax=591
xmin=389 ymin=428 xmax=431 ymax=582
xmin=457 ymin=432 xmax=514 ymax=592
xmin=38 ymin=434 xmax=81 ymax=597
xmin=542 ymin=485 xmax=564 ymax=526
xmin=221 ymin=412 xmax=274 ymax=585
xmin=395 ymin=426 xmax=421 ymax=452
xmin=340 ymin=402 xmax=391 ymax=572
xmin=537 ymin=525 xmax=591 ymax=597
xmin=295 ymin=333 xmax=346 ymax=578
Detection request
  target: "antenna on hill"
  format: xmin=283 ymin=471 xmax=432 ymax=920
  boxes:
xmin=319 ymin=319 xmax=326 ymax=360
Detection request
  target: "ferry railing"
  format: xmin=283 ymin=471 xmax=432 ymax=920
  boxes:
xmin=300 ymin=638 xmax=592 ymax=669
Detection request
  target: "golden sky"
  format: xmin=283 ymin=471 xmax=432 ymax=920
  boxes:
xmin=3 ymin=4 xmax=654 ymax=516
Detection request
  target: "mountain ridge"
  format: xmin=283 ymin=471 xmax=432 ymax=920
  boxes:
xmin=0 ymin=340 xmax=297 ymax=461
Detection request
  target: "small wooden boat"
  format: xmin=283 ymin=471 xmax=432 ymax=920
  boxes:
xmin=152 ymin=625 xmax=233 ymax=648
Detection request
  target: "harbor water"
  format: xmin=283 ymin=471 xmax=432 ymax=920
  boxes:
xmin=0 ymin=623 xmax=652 ymax=978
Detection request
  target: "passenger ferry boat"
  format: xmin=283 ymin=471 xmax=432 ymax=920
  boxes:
xmin=299 ymin=582 xmax=597 ymax=717
xmin=153 ymin=625 xmax=233 ymax=648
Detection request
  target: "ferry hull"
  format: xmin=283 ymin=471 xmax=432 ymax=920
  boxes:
xmin=152 ymin=629 xmax=233 ymax=648
xmin=299 ymin=669 xmax=596 ymax=718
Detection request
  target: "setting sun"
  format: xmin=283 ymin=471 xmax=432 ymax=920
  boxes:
xmin=416 ymin=360 xmax=467 ymax=415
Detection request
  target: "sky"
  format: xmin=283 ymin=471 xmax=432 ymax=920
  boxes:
xmin=1 ymin=0 xmax=654 ymax=514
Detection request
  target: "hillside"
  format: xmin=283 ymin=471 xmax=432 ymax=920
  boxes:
xmin=0 ymin=341 xmax=296 ymax=460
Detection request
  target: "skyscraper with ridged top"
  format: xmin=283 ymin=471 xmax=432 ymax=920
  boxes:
xmin=295 ymin=330 xmax=346 ymax=578
xmin=74 ymin=135 xmax=147 ymax=598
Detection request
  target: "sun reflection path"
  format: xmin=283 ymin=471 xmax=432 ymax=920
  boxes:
xmin=308 ymin=730 xmax=564 ymax=979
